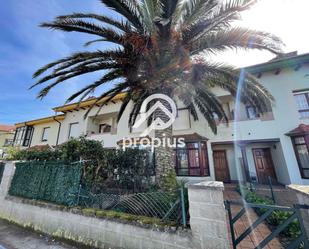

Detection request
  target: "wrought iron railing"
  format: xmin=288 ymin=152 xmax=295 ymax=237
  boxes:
xmin=70 ymin=185 xmax=189 ymax=227
xmin=225 ymin=200 xmax=309 ymax=249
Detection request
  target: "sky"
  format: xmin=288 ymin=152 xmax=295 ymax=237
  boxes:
xmin=0 ymin=0 xmax=308 ymax=124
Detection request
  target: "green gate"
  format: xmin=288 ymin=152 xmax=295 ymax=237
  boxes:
xmin=225 ymin=200 xmax=309 ymax=249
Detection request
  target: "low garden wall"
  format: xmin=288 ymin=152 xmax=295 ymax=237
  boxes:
xmin=0 ymin=161 xmax=230 ymax=249
xmin=288 ymin=185 xmax=309 ymax=236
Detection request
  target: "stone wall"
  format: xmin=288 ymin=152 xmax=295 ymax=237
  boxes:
xmin=0 ymin=161 xmax=230 ymax=249
xmin=188 ymin=181 xmax=230 ymax=249
xmin=287 ymin=185 xmax=309 ymax=237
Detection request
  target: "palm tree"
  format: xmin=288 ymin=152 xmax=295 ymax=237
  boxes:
xmin=32 ymin=0 xmax=283 ymax=185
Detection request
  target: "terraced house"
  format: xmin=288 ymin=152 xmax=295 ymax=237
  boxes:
xmin=13 ymin=53 xmax=309 ymax=185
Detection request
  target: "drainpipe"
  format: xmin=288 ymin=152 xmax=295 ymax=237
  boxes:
xmin=53 ymin=116 xmax=61 ymax=146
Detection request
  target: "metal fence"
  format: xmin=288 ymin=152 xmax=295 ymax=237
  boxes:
xmin=225 ymin=200 xmax=309 ymax=249
xmin=249 ymin=176 xmax=278 ymax=204
xmin=70 ymin=185 xmax=189 ymax=227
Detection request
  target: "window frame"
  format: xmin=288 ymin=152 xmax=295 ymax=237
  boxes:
xmin=41 ymin=127 xmax=50 ymax=142
xmin=23 ymin=126 xmax=34 ymax=147
xmin=291 ymin=135 xmax=309 ymax=179
xmin=174 ymin=141 xmax=210 ymax=177
xmin=68 ymin=122 xmax=79 ymax=139
xmin=13 ymin=126 xmax=33 ymax=147
xmin=246 ymin=106 xmax=259 ymax=120
xmin=294 ymin=91 xmax=309 ymax=118
xmin=99 ymin=123 xmax=112 ymax=134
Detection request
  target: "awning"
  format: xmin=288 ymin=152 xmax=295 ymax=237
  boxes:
xmin=286 ymin=124 xmax=309 ymax=137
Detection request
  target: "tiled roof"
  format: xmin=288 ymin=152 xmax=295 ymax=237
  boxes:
xmin=0 ymin=124 xmax=15 ymax=132
xmin=286 ymin=124 xmax=309 ymax=136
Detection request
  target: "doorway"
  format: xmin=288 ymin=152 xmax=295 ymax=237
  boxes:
xmin=213 ymin=150 xmax=231 ymax=182
xmin=252 ymin=148 xmax=277 ymax=184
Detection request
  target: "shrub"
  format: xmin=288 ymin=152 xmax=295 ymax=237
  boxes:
xmin=59 ymin=137 xmax=104 ymax=162
xmin=3 ymin=146 xmax=21 ymax=160
xmin=238 ymin=186 xmax=301 ymax=240
xmin=11 ymin=145 xmax=61 ymax=161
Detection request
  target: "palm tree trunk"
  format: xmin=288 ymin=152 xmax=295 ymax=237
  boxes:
xmin=152 ymin=97 xmax=176 ymax=187
xmin=154 ymin=126 xmax=174 ymax=184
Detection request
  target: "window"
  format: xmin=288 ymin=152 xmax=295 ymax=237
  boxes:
xmin=41 ymin=127 xmax=50 ymax=141
xmin=174 ymin=141 xmax=209 ymax=177
xmin=99 ymin=123 xmax=111 ymax=133
xmin=23 ymin=126 xmax=34 ymax=147
xmin=13 ymin=126 xmax=33 ymax=147
xmin=294 ymin=92 xmax=309 ymax=118
xmin=292 ymin=136 xmax=309 ymax=179
xmin=68 ymin=123 xmax=79 ymax=139
xmin=4 ymin=139 xmax=13 ymax=147
xmin=246 ymin=106 xmax=259 ymax=119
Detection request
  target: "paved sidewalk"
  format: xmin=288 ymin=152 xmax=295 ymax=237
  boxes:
xmin=0 ymin=219 xmax=82 ymax=249
xmin=224 ymin=186 xmax=283 ymax=249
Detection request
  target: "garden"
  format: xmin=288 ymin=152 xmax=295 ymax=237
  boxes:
xmin=238 ymin=186 xmax=304 ymax=248
xmin=6 ymin=138 xmax=188 ymax=228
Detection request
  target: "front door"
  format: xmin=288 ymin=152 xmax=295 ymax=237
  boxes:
xmin=252 ymin=148 xmax=277 ymax=184
xmin=213 ymin=150 xmax=231 ymax=182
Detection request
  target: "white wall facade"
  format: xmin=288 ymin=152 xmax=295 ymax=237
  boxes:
xmin=24 ymin=63 xmax=309 ymax=186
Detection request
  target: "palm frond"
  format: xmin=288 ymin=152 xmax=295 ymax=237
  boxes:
xmin=52 ymin=50 xmax=125 ymax=73
xmin=160 ymin=0 xmax=179 ymax=19
xmin=84 ymin=39 xmax=107 ymax=46
xmin=100 ymin=0 xmax=144 ymax=32
xmin=33 ymin=51 xmax=108 ymax=78
xmin=41 ymin=19 xmax=124 ymax=45
xmin=195 ymin=86 xmax=228 ymax=123
xmin=190 ymin=27 xmax=284 ymax=55
xmin=117 ymin=90 xmax=133 ymax=122
xmin=140 ymin=0 xmax=162 ymax=33
xmin=174 ymin=0 xmax=217 ymax=27
xmin=192 ymin=62 xmax=273 ymax=114
xmin=129 ymin=91 xmax=149 ymax=126
xmin=194 ymin=94 xmax=218 ymax=133
xmin=183 ymin=0 xmax=257 ymax=42
xmin=56 ymin=13 xmax=131 ymax=32
xmin=84 ymin=83 xmax=128 ymax=118
xmin=65 ymin=69 xmax=124 ymax=103
xmin=32 ymin=61 xmax=119 ymax=87
xmin=35 ymin=62 xmax=120 ymax=99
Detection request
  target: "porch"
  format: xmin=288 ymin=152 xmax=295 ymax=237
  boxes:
xmin=211 ymin=139 xmax=290 ymax=185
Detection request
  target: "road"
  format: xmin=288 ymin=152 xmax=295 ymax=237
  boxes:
xmin=0 ymin=219 xmax=88 ymax=249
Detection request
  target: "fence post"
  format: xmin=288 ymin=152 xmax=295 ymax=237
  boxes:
xmin=0 ymin=161 xmax=16 ymax=200
xmin=268 ymin=176 xmax=276 ymax=204
xmin=187 ymin=181 xmax=230 ymax=249
xmin=179 ymin=186 xmax=187 ymax=227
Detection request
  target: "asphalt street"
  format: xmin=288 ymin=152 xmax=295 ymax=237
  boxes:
xmin=0 ymin=219 xmax=86 ymax=249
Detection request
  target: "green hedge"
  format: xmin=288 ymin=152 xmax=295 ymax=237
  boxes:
xmin=9 ymin=161 xmax=82 ymax=206
xmin=0 ymin=162 xmax=5 ymax=184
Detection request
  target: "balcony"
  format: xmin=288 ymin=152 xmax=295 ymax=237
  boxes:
xmin=86 ymin=133 xmax=118 ymax=148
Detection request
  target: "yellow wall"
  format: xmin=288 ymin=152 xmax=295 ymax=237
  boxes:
xmin=30 ymin=121 xmax=61 ymax=147
xmin=0 ymin=131 xmax=14 ymax=147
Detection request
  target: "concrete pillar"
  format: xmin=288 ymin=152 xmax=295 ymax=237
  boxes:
xmin=0 ymin=161 xmax=16 ymax=199
xmin=188 ymin=181 xmax=230 ymax=249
